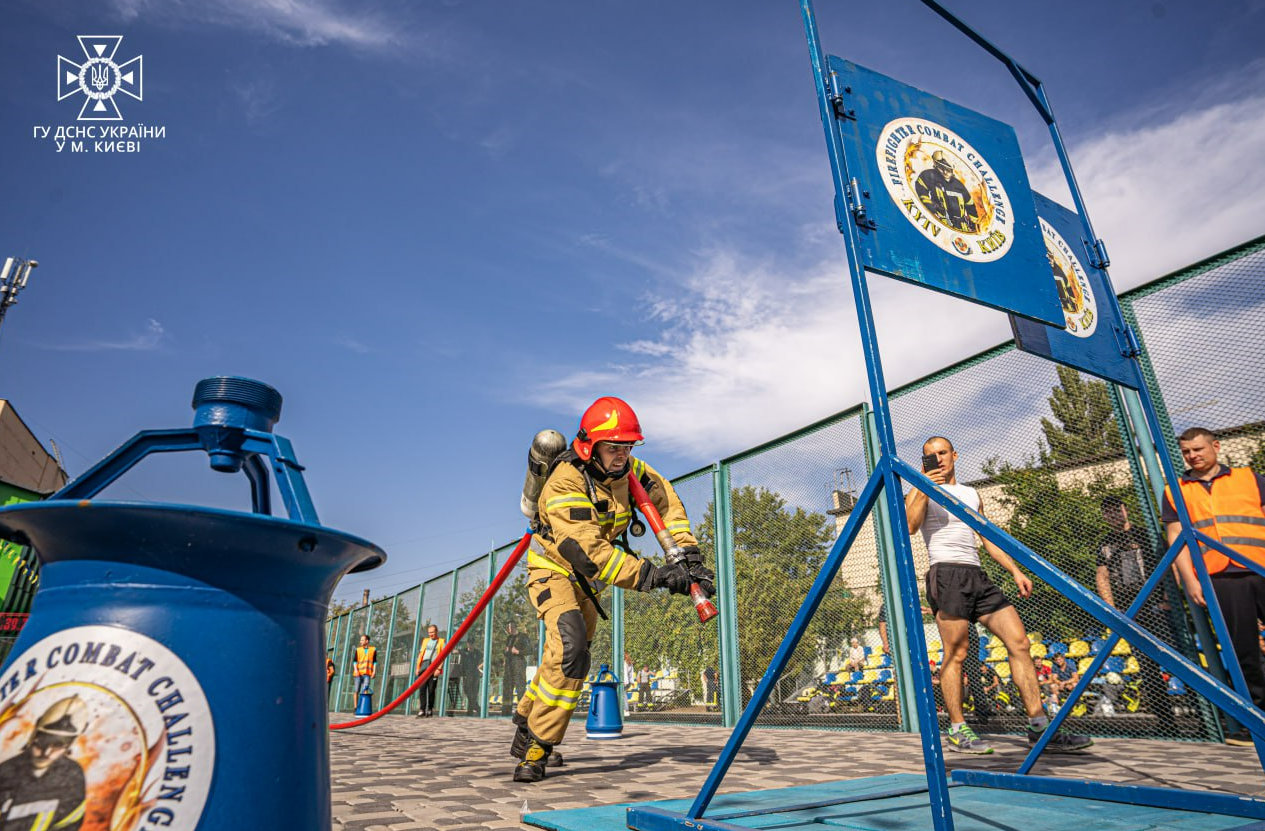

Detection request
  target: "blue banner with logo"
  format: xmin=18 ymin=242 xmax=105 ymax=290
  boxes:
xmin=830 ymin=58 xmax=1061 ymax=326
xmin=1009 ymin=192 xmax=1143 ymax=389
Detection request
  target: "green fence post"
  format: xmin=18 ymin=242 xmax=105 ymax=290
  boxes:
xmin=1115 ymin=303 xmax=1229 ymax=742
xmin=408 ymin=584 xmax=426 ymax=716
xmin=330 ymin=612 xmax=347 ymax=712
xmin=612 ymin=587 xmax=626 ymax=694
xmin=863 ymin=404 xmax=917 ymax=732
xmin=382 ymin=596 xmax=398 ymax=713
xmin=712 ymin=461 xmax=741 ymax=728
xmin=438 ymin=571 xmax=459 ymax=717
xmin=481 ymin=550 xmax=497 ymax=719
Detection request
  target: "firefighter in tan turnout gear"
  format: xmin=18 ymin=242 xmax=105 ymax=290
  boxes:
xmin=511 ymin=397 xmax=715 ymax=782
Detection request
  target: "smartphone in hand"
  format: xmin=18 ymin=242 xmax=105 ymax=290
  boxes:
xmin=922 ymin=453 xmax=941 ymax=473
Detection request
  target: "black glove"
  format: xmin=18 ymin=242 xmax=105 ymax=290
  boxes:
xmin=677 ymin=546 xmax=716 ymax=597
xmin=638 ymin=561 xmax=692 ymax=595
xmin=688 ymin=564 xmax=716 ymax=598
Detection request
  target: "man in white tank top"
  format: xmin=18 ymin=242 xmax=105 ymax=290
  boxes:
xmin=905 ymin=436 xmax=1092 ymax=755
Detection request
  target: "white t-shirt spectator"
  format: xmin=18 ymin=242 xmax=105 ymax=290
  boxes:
xmin=919 ymin=483 xmax=983 ymax=567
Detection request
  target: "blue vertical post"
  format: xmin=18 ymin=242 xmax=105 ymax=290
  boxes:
xmin=799 ymin=1 xmax=952 ymax=827
xmin=712 ymin=460 xmax=741 ymax=727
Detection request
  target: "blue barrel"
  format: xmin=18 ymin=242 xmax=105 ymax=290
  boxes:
xmin=586 ymin=664 xmax=624 ymax=740
xmin=0 ymin=378 xmax=383 ymax=831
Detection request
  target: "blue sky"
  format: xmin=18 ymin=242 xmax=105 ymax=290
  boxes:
xmin=1 ymin=0 xmax=1263 ymax=605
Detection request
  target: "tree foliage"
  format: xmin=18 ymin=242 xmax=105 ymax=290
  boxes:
xmin=624 ymin=485 xmax=869 ymax=706
xmin=1039 ymin=366 xmax=1121 ymax=464
xmin=980 ymin=456 xmax=1142 ymax=641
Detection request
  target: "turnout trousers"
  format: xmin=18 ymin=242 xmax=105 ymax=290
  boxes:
xmin=516 ymin=569 xmax=599 ymax=745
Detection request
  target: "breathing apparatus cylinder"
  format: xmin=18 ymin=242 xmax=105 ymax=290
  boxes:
xmin=521 ymin=429 xmax=568 ymax=519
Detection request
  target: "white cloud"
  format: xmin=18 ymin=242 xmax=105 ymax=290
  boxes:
xmin=107 ymin=0 xmax=411 ymax=50
xmin=41 ymin=318 xmax=166 ymax=352
xmin=334 ymin=334 xmax=371 ymax=353
xmin=527 ymin=89 xmax=1265 ymax=466
xmin=1029 ymin=86 xmax=1265 ymax=290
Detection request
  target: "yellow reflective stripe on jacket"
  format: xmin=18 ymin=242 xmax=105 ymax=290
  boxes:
xmin=597 ymin=545 xmax=630 ymax=584
xmin=666 ymin=520 xmax=692 ymax=535
xmin=527 ymin=549 xmax=572 ymax=577
xmin=546 ymin=491 xmax=594 ymax=512
xmin=533 ymin=676 xmax=582 ymax=710
xmin=632 ymin=458 xmax=646 ymax=477
xmin=355 ymin=646 xmax=376 ymax=676
xmin=1172 ymin=467 xmax=1265 ymax=573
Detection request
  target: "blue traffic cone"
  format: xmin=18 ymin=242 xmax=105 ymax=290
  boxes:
xmin=586 ymin=664 xmax=624 ymax=739
xmin=355 ymin=687 xmax=374 ymax=716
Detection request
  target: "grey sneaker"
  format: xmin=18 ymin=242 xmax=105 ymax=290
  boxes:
xmin=946 ymin=725 xmax=994 ymax=754
xmin=1029 ymin=724 xmax=1093 ymax=752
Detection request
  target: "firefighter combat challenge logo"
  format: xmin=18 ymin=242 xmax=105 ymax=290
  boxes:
xmin=1041 ymin=218 xmax=1098 ymax=337
xmin=877 ymin=118 xmax=1014 ymax=263
xmin=58 ymin=36 xmax=143 ymax=121
xmin=0 ymin=626 xmax=214 ymax=830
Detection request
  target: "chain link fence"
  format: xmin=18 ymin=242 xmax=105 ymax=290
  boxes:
xmin=324 ymin=236 xmax=1264 ymax=751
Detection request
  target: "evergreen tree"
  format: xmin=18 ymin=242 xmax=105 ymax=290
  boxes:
xmin=1039 ymin=365 xmax=1121 ymax=464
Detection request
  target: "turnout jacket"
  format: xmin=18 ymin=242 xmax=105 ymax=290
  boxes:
xmin=529 ymin=456 xmax=698 ymax=593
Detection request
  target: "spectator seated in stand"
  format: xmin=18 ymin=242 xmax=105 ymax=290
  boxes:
xmin=843 ymin=637 xmax=867 ymax=673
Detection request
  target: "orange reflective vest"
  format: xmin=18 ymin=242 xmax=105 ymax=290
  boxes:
xmin=1167 ymin=467 xmax=1265 ymax=574
xmin=354 ymin=645 xmax=376 ymax=677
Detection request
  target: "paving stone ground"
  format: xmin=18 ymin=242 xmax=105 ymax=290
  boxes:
xmin=328 ymin=714 xmax=1265 ymax=830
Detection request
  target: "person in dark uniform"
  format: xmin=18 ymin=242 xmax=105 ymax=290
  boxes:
xmin=0 ymin=696 xmax=88 ymax=831
xmin=914 ymin=151 xmax=979 ymax=233
xmin=502 ymin=622 xmax=527 ymax=715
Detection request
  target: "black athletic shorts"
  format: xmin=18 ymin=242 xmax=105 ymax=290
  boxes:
xmin=926 ymin=563 xmax=1011 ymax=622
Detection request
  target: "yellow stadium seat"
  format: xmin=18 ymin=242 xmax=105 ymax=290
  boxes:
xmin=987 ymin=646 xmax=1008 ymax=662
xmin=1200 ymin=653 xmax=1209 ymax=667
xmin=987 ymin=635 xmax=1004 ymax=649
xmin=1123 ymin=657 xmax=1140 ymax=675
xmin=1030 ymin=643 xmax=1048 ymax=659
xmin=1078 ymin=657 xmax=1094 ymax=674
xmin=1111 ymin=641 xmax=1132 ymax=656
xmin=1027 ymin=632 xmax=1043 ymax=644
xmin=995 ymin=662 xmax=1012 ymax=679
xmin=1067 ymin=640 xmax=1089 ymax=658
xmin=866 ymin=653 xmax=885 ymax=668
xmin=862 ymin=670 xmax=879 ymax=683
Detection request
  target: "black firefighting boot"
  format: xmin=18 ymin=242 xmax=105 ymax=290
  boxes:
xmin=510 ymin=713 xmax=530 ymax=759
xmin=513 ymin=738 xmax=553 ymax=783
xmin=510 ymin=714 xmax=564 ymax=767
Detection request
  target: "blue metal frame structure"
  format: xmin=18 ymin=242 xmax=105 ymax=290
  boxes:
xmin=627 ymin=2 xmax=1265 ymax=830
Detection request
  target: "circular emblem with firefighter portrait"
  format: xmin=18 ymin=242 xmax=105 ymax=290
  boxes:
xmin=0 ymin=626 xmax=214 ymax=831
xmin=876 ymin=118 xmax=1015 ymax=262
xmin=1041 ymin=217 xmax=1098 ymax=337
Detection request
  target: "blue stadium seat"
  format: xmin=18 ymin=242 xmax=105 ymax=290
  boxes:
xmin=1047 ymin=642 xmax=1067 ymax=655
xmin=1104 ymin=656 xmax=1125 ymax=674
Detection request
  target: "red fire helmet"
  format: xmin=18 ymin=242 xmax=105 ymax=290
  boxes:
xmin=572 ymin=397 xmax=644 ymax=461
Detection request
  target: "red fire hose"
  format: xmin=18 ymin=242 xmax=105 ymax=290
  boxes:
xmin=626 ymin=473 xmax=718 ymax=623
xmin=329 ymin=530 xmax=532 ymax=730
